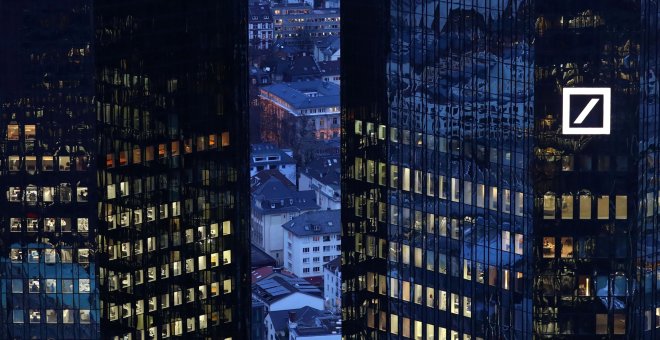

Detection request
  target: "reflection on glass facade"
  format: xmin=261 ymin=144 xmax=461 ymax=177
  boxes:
xmin=0 ymin=1 xmax=249 ymax=339
xmin=0 ymin=1 xmax=99 ymax=338
xmin=534 ymin=0 xmax=639 ymax=336
xmin=343 ymin=0 xmax=660 ymax=338
xmin=342 ymin=0 xmax=533 ymax=338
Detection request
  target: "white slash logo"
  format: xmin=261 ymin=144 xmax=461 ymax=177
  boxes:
xmin=562 ymin=87 xmax=611 ymax=135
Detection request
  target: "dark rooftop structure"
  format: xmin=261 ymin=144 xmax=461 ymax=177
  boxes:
xmin=302 ymin=157 xmax=340 ymax=191
xmin=268 ymin=306 xmax=341 ymax=339
xmin=251 ymin=169 xmax=295 ymax=193
xmin=319 ymin=60 xmax=340 ymax=75
xmin=324 ymin=257 xmax=341 ymax=272
xmin=253 ymin=272 xmax=322 ymax=305
xmin=251 ymin=244 xmax=278 ymax=269
xmin=315 ymin=36 xmax=340 ymax=61
xmin=249 ymin=3 xmax=271 ymax=21
xmin=252 ymin=177 xmax=319 ymax=214
xmin=284 ymin=55 xmax=322 ymax=82
xmin=282 ymin=210 xmax=341 ymax=237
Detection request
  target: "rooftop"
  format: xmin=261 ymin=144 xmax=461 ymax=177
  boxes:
xmin=302 ymin=157 xmax=340 ymax=190
xmin=251 ymin=245 xmax=277 ymax=269
xmin=251 ymin=143 xmax=295 ymax=166
xmin=315 ymin=35 xmax=339 ymax=50
xmin=285 ymin=55 xmax=321 ymax=81
xmin=249 ymin=4 xmax=271 ymax=21
xmin=252 ymin=266 xmax=294 ymax=284
xmin=260 ymin=80 xmax=339 ymax=111
xmin=324 ymin=257 xmax=340 ymax=272
xmin=268 ymin=306 xmax=341 ymax=338
xmin=252 ymin=178 xmax=319 ymax=214
xmin=319 ymin=60 xmax=340 ymax=75
xmin=253 ymin=272 xmax=322 ymax=305
xmin=282 ymin=210 xmax=340 ymax=237
xmin=251 ymin=169 xmax=295 ymax=193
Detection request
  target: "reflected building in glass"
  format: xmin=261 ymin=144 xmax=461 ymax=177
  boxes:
xmin=342 ymin=0 xmax=660 ymax=338
xmin=0 ymin=1 xmax=250 ymax=339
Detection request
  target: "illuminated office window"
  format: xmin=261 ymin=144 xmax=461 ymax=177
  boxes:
xmin=561 ymin=195 xmax=573 ymax=219
xmin=597 ymin=195 xmax=609 ymax=219
xmin=543 ymin=194 xmax=555 ymax=219
xmin=615 ymin=196 xmax=627 ymax=219
xmin=579 ymin=194 xmax=591 ymax=219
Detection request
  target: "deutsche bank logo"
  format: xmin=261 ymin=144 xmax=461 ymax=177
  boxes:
xmin=562 ymin=87 xmax=611 ymax=135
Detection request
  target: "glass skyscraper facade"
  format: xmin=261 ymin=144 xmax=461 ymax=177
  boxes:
xmin=342 ymin=0 xmax=660 ymax=338
xmin=0 ymin=1 xmax=99 ymax=338
xmin=0 ymin=1 xmax=249 ymax=339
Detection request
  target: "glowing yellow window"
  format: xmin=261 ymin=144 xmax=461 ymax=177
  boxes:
xmin=24 ymin=125 xmax=36 ymax=140
xmin=7 ymin=125 xmax=19 ymax=140
xmin=223 ymin=250 xmax=231 ymax=265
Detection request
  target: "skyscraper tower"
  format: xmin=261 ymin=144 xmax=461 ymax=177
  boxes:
xmin=0 ymin=1 xmax=250 ymax=339
xmin=342 ymin=0 xmax=659 ymax=338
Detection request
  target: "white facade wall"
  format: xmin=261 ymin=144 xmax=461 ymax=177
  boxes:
xmin=284 ymin=232 xmax=340 ymax=278
xmin=323 ymin=267 xmax=341 ymax=312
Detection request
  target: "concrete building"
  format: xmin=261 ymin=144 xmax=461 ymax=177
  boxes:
xmin=323 ymin=257 xmax=341 ymax=314
xmin=251 ymin=143 xmax=297 ymax=184
xmin=298 ymin=157 xmax=340 ymax=210
xmin=259 ymin=80 xmax=340 ymax=148
xmin=282 ymin=210 xmax=340 ymax=280
xmin=249 ymin=3 xmax=274 ymax=49
xmin=252 ymin=174 xmax=320 ymax=264
xmin=318 ymin=61 xmax=340 ymax=85
xmin=314 ymin=36 xmax=340 ymax=62
xmin=272 ymin=2 xmax=340 ymax=46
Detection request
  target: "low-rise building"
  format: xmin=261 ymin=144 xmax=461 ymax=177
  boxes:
xmin=252 ymin=174 xmax=320 ymax=264
xmin=249 ymin=3 xmax=274 ymax=50
xmin=265 ymin=306 xmax=341 ymax=340
xmin=283 ymin=55 xmax=322 ymax=82
xmin=272 ymin=3 xmax=340 ymax=46
xmin=323 ymin=257 xmax=341 ymax=313
xmin=282 ymin=210 xmax=340 ymax=279
xmin=314 ymin=36 xmax=340 ymax=62
xmin=251 ymin=143 xmax=297 ymax=184
xmin=259 ymin=80 xmax=340 ymax=148
xmin=298 ymin=157 xmax=340 ymax=210
xmin=253 ymin=272 xmax=324 ymax=312
xmin=318 ymin=60 xmax=340 ymax=85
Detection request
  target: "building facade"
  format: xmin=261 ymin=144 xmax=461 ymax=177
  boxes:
xmin=323 ymin=258 xmax=341 ymax=313
xmin=0 ymin=1 xmax=100 ymax=338
xmin=0 ymin=1 xmax=250 ymax=339
xmin=283 ymin=210 xmax=341 ymax=279
xmin=251 ymin=175 xmax=320 ymax=265
xmin=249 ymin=4 xmax=274 ymax=50
xmin=251 ymin=143 xmax=297 ymax=184
xmin=299 ymin=157 xmax=341 ymax=210
xmin=272 ymin=3 xmax=340 ymax=46
xmin=259 ymin=80 xmax=340 ymax=148
xmin=342 ymin=0 xmax=660 ymax=339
